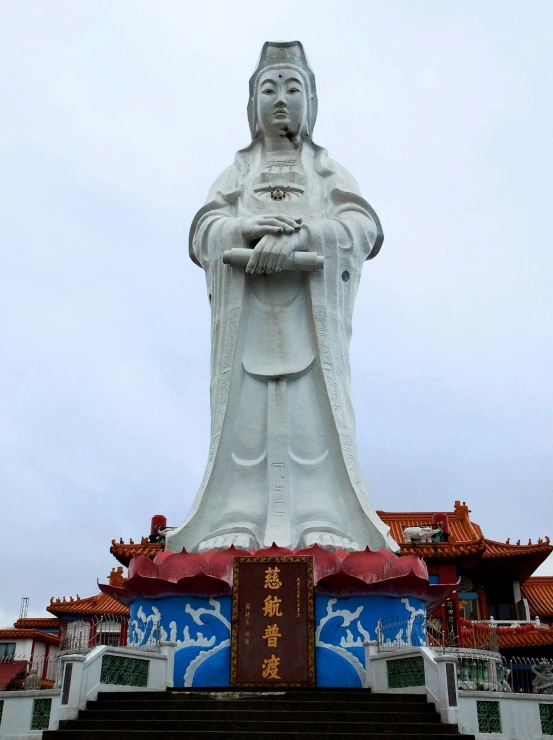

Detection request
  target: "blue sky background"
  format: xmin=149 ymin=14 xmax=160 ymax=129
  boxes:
xmin=1 ymin=0 xmax=552 ymax=625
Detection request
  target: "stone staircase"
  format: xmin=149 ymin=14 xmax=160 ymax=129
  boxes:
xmin=44 ymin=687 xmax=475 ymax=739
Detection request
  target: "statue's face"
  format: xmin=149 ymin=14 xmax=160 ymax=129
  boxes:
xmin=257 ymin=68 xmax=307 ymax=139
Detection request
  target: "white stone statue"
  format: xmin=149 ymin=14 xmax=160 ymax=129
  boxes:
xmin=166 ymin=41 xmax=398 ymax=555
xmin=402 ymin=526 xmax=443 ymax=544
xmin=532 ymin=661 xmax=553 ymax=694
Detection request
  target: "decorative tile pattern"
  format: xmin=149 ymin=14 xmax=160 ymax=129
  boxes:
xmin=387 ymin=656 xmax=425 ymax=688
xmin=540 ymin=704 xmax=553 ymax=735
xmin=476 ymin=700 xmax=501 ymax=733
xmin=31 ymin=698 xmax=52 ymax=730
xmin=100 ymin=654 xmax=148 ymax=687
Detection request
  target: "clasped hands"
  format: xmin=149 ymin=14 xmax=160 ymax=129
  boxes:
xmin=241 ymin=215 xmax=307 ymax=274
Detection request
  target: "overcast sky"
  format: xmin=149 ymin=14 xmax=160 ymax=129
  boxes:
xmin=1 ymin=0 xmax=552 ymax=626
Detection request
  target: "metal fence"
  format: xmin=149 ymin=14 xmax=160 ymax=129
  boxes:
xmin=0 ymin=654 xmax=62 ymax=691
xmin=60 ymin=614 xmax=161 ymax=654
xmin=59 ymin=615 xmax=131 ymax=654
xmin=377 ymin=615 xmax=428 ymax=652
xmin=377 ymin=616 xmax=506 ymax=654
xmin=456 ymin=654 xmax=553 ymax=694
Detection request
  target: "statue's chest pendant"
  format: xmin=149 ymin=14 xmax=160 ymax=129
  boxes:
xmin=253 ymin=171 xmax=306 ymax=201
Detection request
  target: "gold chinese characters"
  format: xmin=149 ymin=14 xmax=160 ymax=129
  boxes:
xmin=263 ymin=595 xmax=283 ymax=618
xmin=262 ymin=654 xmax=281 ymax=680
xmin=264 ymin=566 xmax=282 ymax=590
xmin=262 ymin=623 xmax=282 ymax=648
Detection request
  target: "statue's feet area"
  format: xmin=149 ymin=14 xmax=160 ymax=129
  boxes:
xmin=197 ymin=531 xmax=359 ymax=552
xmin=301 ymin=532 xmax=360 ymax=552
xmin=198 ymin=532 xmax=256 ymax=552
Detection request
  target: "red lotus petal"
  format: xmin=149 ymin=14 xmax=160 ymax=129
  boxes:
xmin=104 ymin=574 xmax=180 ymax=601
xmin=295 ymin=544 xmax=340 ymax=581
xmin=158 ymin=550 xmax=209 ymax=582
xmin=174 ymin=574 xmax=232 ymax=597
xmin=98 ymin=583 xmax=135 ymax=606
xmin=342 ymin=547 xmax=398 ymax=583
xmin=316 ymin=570 xmax=372 ymax=596
xmin=153 ymin=548 xmax=185 ymax=566
xmin=128 ymin=555 xmax=159 ymax=579
xmin=387 ymin=553 xmax=428 ymax=580
xmin=203 ymin=546 xmax=248 ymax=583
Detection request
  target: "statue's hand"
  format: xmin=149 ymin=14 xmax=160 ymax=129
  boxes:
xmin=241 ymin=215 xmax=301 ymax=242
xmin=246 ymin=228 xmax=308 ymax=275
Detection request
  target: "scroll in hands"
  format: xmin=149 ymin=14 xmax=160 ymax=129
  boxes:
xmin=225 ymin=215 xmax=324 ymax=274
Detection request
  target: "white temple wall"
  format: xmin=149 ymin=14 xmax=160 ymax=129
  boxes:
xmin=0 ymin=689 xmax=61 ymax=739
xmin=457 ymin=692 xmax=553 ymax=740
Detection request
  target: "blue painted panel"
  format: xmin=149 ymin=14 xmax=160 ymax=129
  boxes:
xmin=314 ymin=593 xmax=427 ymax=685
xmin=127 ymin=591 xmax=426 ymax=688
xmin=128 ymin=596 xmax=231 ymax=687
xmin=315 ymin=645 xmax=362 ymax=687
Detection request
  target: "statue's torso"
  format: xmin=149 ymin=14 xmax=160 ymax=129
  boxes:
xmin=236 ymin=153 xmax=322 ymax=380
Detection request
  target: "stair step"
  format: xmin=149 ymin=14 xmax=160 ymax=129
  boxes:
xmin=81 ymin=709 xmax=440 ymax=721
xmin=46 ymin=733 xmax=476 ymax=740
xmin=62 ymin=720 xmax=457 ymax=734
xmin=94 ymin=695 xmax=430 ymax=705
xmin=88 ymin=699 xmax=436 ymax=712
xmin=96 ymin=689 xmax=428 ymax=701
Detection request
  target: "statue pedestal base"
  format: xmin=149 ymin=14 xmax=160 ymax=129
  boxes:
xmin=100 ymin=544 xmax=458 ymax=688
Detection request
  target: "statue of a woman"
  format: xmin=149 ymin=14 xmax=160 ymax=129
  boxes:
xmin=166 ymin=41 xmax=397 ymax=554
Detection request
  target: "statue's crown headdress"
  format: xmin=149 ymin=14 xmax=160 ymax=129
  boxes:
xmin=248 ymin=41 xmax=318 ymax=138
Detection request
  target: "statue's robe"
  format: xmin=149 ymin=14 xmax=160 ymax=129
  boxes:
xmin=166 ymin=140 xmax=398 ymax=553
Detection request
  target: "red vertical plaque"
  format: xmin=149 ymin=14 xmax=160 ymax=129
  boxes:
xmin=231 ymin=556 xmax=314 ymax=686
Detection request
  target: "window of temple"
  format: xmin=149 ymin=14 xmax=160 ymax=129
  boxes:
xmin=64 ymin=620 xmax=91 ymax=651
xmin=458 ymin=576 xmax=480 ymax=621
xmin=0 ymin=643 xmax=16 ymax=658
xmin=95 ymin=621 xmax=121 ymax=647
xmin=487 ymin=603 xmax=515 ymax=620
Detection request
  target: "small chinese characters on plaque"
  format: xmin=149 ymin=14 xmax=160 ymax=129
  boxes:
xmin=231 ymin=556 xmax=314 ymax=686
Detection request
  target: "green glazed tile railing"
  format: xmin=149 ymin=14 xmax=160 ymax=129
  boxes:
xmin=387 ymin=656 xmax=425 ymax=688
xmin=31 ymin=698 xmax=52 ymax=731
xmin=0 ymin=699 xmax=4 ymax=726
xmin=540 ymin=703 xmax=553 ymax=735
xmin=100 ymin=654 xmax=149 ymax=687
xmin=476 ymin=700 xmax=501 ymax=733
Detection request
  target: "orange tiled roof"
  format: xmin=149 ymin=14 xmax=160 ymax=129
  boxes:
xmin=483 ymin=539 xmax=552 ymax=559
xmin=13 ymin=617 xmax=60 ymax=630
xmin=378 ymin=501 xmax=552 ymax=570
xmin=0 ymin=629 xmax=60 ymax=646
xmin=378 ymin=501 xmax=482 ymax=543
xmin=499 ymin=625 xmax=553 ymax=649
xmin=398 ymin=541 xmax=486 ymax=560
xmin=47 ymin=592 xmax=129 ymax=617
xmin=522 ymin=577 xmax=553 ymax=618
xmin=110 ymin=537 xmax=163 ymax=566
